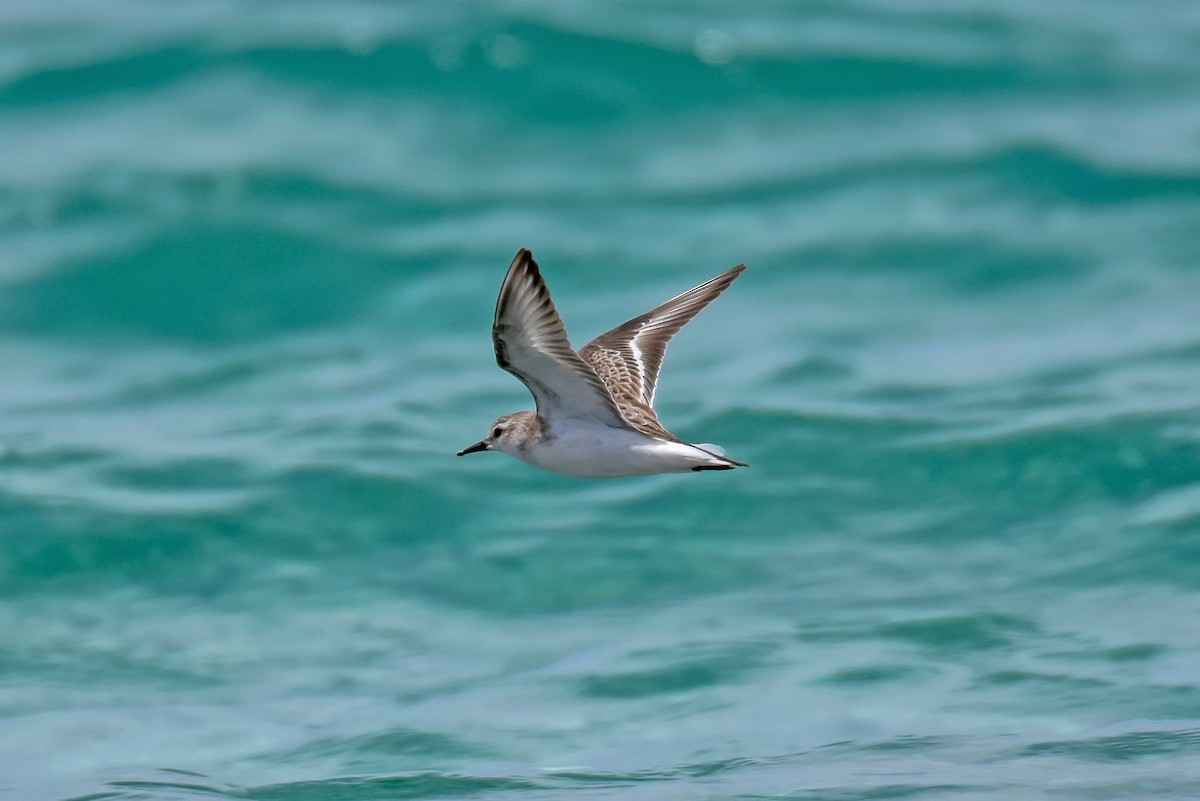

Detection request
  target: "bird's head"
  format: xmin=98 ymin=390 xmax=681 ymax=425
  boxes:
xmin=456 ymin=412 xmax=538 ymax=458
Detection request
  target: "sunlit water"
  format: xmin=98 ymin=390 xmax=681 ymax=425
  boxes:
xmin=3 ymin=2 xmax=1200 ymax=799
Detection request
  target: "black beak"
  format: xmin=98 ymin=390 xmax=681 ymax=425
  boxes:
xmin=457 ymin=441 xmax=489 ymax=456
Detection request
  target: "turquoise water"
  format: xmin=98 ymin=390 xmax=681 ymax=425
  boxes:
xmin=4 ymin=1 xmax=1200 ymax=798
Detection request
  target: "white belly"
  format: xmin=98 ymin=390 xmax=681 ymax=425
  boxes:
xmin=513 ymin=422 xmax=729 ymax=478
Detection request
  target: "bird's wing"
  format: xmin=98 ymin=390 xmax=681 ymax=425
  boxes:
xmin=492 ymin=249 xmax=631 ymax=429
xmin=579 ymin=263 xmax=746 ymax=409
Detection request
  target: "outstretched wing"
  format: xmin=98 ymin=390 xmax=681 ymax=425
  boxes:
xmin=579 ymin=264 xmax=746 ymax=409
xmin=492 ymin=249 xmax=630 ymax=428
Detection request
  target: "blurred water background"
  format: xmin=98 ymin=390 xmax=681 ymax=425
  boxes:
xmin=3 ymin=1 xmax=1200 ymax=799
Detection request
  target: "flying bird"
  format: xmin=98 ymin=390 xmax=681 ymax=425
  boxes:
xmin=458 ymin=248 xmax=748 ymax=477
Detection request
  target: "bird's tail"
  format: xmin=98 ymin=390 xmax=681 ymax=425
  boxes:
xmin=693 ymin=443 xmax=749 ymax=469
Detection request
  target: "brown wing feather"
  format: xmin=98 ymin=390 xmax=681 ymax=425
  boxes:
xmin=579 ymin=264 xmax=746 ymax=412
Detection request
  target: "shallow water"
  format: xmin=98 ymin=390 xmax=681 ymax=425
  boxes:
xmin=3 ymin=1 xmax=1200 ymax=799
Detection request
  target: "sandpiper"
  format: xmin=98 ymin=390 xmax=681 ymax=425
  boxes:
xmin=458 ymin=249 xmax=749 ymax=477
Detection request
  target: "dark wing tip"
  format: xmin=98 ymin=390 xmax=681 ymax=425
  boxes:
xmin=514 ymin=247 xmax=539 ymax=276
xmin=499 ymin=246 xmax=541 ymax=293
xmin=495 ymin=248 xmax=537 ymax=322
xmin=493 ymin=249 xmax=534 ymax=368
xmin=493 ymin=247 xmax=560 ymax=372
xmin=707 ymin=262 xmax=747 ymax=295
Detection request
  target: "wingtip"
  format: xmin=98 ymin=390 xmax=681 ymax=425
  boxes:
xmin=498 ymin=248 xmax=544 ymax=318
xmin=513 ymin=247 xmax=536 ymax=268
xmin=701 ymin=262 xmax=747 ymax=293
xmin=507 ymin=248 xmax=545 ymax=287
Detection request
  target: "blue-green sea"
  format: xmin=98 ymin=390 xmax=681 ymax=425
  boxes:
xmin=4 ymin=1 xmax=1200 ymax=799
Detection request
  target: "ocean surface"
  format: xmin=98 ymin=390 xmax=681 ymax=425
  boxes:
xmin=3 ymin=1 xmax=1200 ymax=799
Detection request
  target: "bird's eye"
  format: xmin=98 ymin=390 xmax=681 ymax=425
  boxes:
xmin=492 ymin=427 xmax=503 ymax=438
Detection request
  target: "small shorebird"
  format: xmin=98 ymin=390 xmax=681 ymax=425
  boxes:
xmin=457 ymin=248 xmax=748 ymax=477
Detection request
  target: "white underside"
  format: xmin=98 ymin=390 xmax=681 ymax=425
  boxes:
xmin=500 ymin=420 xmax=736 ymax=478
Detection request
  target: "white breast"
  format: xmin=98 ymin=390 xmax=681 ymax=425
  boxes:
xmin=512 ymin=420 xmax=728 ymax=478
